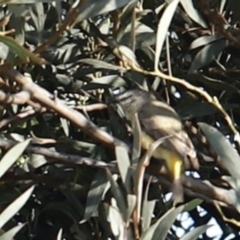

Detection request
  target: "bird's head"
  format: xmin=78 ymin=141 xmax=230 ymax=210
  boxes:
xmin=115 ymin=89 xmax=156 ymax=113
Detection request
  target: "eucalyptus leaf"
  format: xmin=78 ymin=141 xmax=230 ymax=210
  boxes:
xmin=189 ymin=39 xmax=229 ymax=73
xmin=180 ymin=224 xmax=211 ymax=240
xmin=60 ymin=117 xmax=69 ymax=137
xmin=142 ymin=199 xmax=156 ymax=232
xmin=198 ymin=123 xmax=240 ymax=180
xmin=108 ymin=205 xmax=125 ymax=240
xmin=180 ymin=0 xmax=207 ymax=27
xmin=0 ymin=139 xmax=31 ymax=178
xmin=155 ymin=0 xmax=180 ymax=71
xmin=190 ymin=35 xmax=224 ymax=50
xmin=115 ymin=146 xmax=131 ymax=193
xmin=0 ymin=186 xmax=34 ymax=229
xmin=126 ymin=194 xmax=136 ymax=222
xmin=83 ymin=170 xmax=109 ymax=222
xmin=141 ymin=206 xmax=184 ymax=240
xmin=0 ymin=224 xmax=26 ymax=240
xmin=56 ymin=229 xmax=63 ymax=240
xmin=183 ymin=199 xmax=203 ymax=212
xmin=79 ymin=58 xmax=126 ymax=71
xmin=177 ymin=102 xmax=239 ymax=119
xmin=106 ymin=170 xmax=128 ymax=222
xmin=28 ymin=153 xmax=47 ymax=168
xmin=75 ymin=0 xmax=137 ymax=23
xmin=83 ymin=75 xmax=127 ymax=90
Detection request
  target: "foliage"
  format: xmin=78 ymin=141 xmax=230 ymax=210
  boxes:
xmin=0 ymin=0 xmax=240 ymax=239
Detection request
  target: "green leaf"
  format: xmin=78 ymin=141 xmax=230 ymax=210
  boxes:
xmin=115 ymin=146 xmax=131 ymax=193
xmin=56 ymin=229 xmax=63 ymax=240
xmin=29 ymin=3 xmax=45 ymax=32
xmin=119 ymin=20 xmax=155 ymax=49
xmin=0 ymin=224 xmax=26 ymax=240
xmin=106 ymin=170 xmax=128 ymax=222
xmin=180 ymin=0 xmax=207 ymax=27
xmin=60 ymin=117 xmax=69 ymax=137
xmin=142 ymin=173 xmax=157 ymax=232
xmin=180 ymin=224 xmax=211 ymax=240
xmin=83 ymin=170 xmax=109 ymax=222
xmin=0 ymin=139 xmax=31 ymax=178
xmin=184 ymin=73 xmax=240 ymax=94
xmin=126 ymin=194 xmax=136 ymax=222
xmin=0 ymin=35 xmax=47 ymax=65
xmin=28 ymin=153 xmax=47 ymax=169
xmin=177 ymin=101 xmax=239 ymax=119
xmin=0 ymin=185 xmax=34 ymax=229
xmin=190 ymin=35 xmax=223 ymax=50
xmin=108 ymin=205 xmax=126 ymax=239
xmin=188 ymin=39 xmax=229 ymax=73
xmin=141 ymin=205 xmax=184 ymax=240
xmin=83 ymin=75 xmax=127 ymax=90
xmin=75 ymin=0 xmax=137 ymax=23
xmin=198 ymin=123 xmax=240 ymax=180
xmin=131 ymin=113 xmax=142 ymax=162
xmin=183 ymin=199 xmax=203 ymax=212
xmin=0 ymin=0 xmax=55 ymax=3
xmin=155 ymin=0 xmax=180 ymax=71
xmin=142 ymin=199 xmax=156 ymax=232
xmin=79 ymin=58 xmax=126 ymax=71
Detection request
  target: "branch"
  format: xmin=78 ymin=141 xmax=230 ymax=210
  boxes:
xmin=74 ymin=103 xmax=107 ymax=112
xmin=4 ymin=69 xmax=129 ymax=151
xmin=0 ymin=109 xmax=36 ymax=129
xmin=130 ymin=66 xmax=240 ymax=148
xmin=84 ymin=26 xmax=240 ymax=148
xmin=0 ymin=90 xmax=31 ymax=104
xmin=0 ymin=137 xmax=236 ymax=211
xmin=0 ymin=137 xmax=116 ymax=170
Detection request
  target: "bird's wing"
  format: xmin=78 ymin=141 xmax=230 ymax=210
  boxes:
xmin=138 ymin=101 xmax=196 ymax=160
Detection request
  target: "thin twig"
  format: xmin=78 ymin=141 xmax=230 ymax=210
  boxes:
xmin=128 ymin=64 xmax=240 ymax=148
xmin=74 ymin=103 xmax=107 ymax=112
xmin=0 ymin=90 xmax=31 ymax=104
xmin=0 ymin=137 xmax=116 ymax=170
xmin=0 ymin=137 xmax=236 ymax=210
xmin=5 ymin=69 xmax=129 ymax=151
xmin=0 ymin=109 xmax=36 ymax=129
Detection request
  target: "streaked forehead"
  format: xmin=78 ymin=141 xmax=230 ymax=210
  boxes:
xmin=116 ymin=89 xmax=152 ymax=101
xmin=116 ymin=90 xmax=137 ymax=101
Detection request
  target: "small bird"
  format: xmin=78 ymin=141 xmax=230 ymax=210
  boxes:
xmin=116 ymin=89 xmax=197 ymax=202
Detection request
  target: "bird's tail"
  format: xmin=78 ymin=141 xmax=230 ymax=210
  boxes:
xmin=172 ymin=178 xmax=184 ymax=204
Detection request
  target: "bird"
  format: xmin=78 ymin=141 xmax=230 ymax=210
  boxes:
xmin=115 ymin=89 xmax=197 ymax=202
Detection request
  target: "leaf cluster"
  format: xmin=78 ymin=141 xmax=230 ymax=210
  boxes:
xmin=0 ymin=0 xmax=240 ymax=240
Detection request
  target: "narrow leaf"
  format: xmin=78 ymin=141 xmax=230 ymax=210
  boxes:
xmin=126 ymin=194 xmax=136 ymax=221
xmin=190 ymin=35 xmax=223 ymax=50
xmin=0 ymin=185 xmax=34 ymax=229
xmin=183 ymin=199 xmax=203 ymax=212
xmin=142 ymin=199 xmax=156 ymax=232
xmin=0 ymin=35 xmax=47 ymax=65
xmin=198 ymin=122 xmax=240 ymax=180
xmin=155 ymin=0 xmax=180 ymax=71
xmin=180 ymin=224 xmax=211 ymax=240
xmin=79 ymin=58 xmax=126 ymax=71
xmin=56 ymin=229 xmax=63 ymax=240
xmin=108 ymin=205 xmax=125 ymax=239
xmin=83 ymin=170 xmax=109 ymax=222
xmin=115 ymin=146 xmax=131 ymax=193
xmin=189 ymin=39 xmax=229 ymax=73
xmin=0 ymin=139 xmax=31 ymax=178
xmin=180 ymin=0 xmax=207 ymax=27
xmin=141 ymin=205 xmax=184 ymax=240
xmin=106 ymin=170 xmax=128 ymax=222
xmin=0 ymin=224 xmax=26 ymax=240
